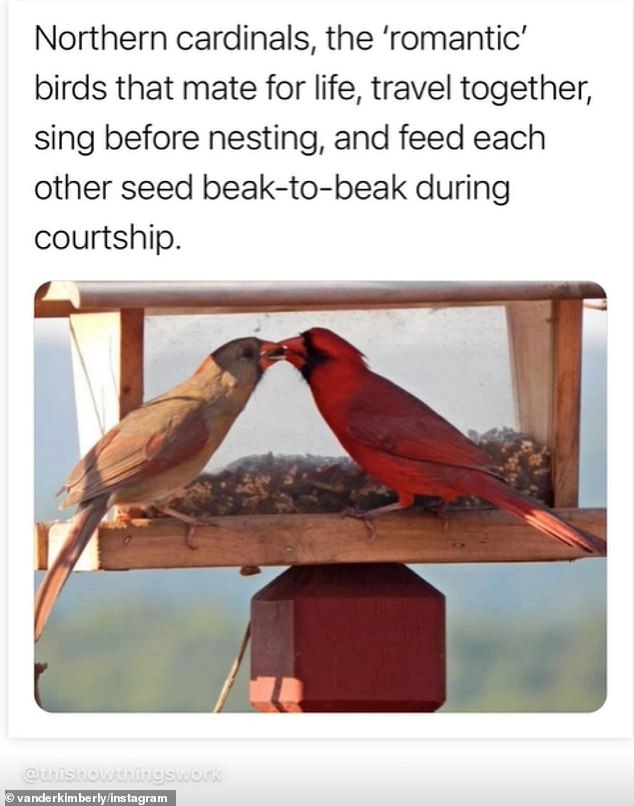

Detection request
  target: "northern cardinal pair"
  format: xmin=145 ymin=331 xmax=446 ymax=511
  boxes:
xmin=35 ymin=327 xmax=605 ymax=640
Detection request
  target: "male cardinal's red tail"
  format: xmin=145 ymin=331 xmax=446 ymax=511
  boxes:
xmin=474 ymin=475 xmax=606 ymax=556
xmin=35 ymin=495 xmax=110 ymax=641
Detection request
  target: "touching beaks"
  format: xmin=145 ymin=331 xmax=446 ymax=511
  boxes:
xmin=259 ymin=340 xmax=287 ymax=369
xmin=276 ymin=335 xmax=308 ymax=369
xmin=259 ymin=336 xmax=308 ymax=369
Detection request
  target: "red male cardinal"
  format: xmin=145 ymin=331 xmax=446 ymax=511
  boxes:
xmin=278 ymin=327 xmax=606 ymax=556
xmin=35 ymin=336 xmax=281 ymax=641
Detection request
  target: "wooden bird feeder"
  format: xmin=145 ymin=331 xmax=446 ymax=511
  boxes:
xmin=34 ymin=281 xmax=606 ymax=712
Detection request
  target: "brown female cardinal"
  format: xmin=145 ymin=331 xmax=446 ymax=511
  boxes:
xmin=278 ymin=327 xmax=605 ymax=556
xmin=35 ymin=336 xmax=281 ymax=641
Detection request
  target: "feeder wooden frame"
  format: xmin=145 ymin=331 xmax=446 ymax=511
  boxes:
xmin=34 ymin=281 xmax=607 ymax=571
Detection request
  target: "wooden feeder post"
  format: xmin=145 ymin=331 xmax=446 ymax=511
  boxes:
xmin=250 ymin=564 xmax=445 ymax=712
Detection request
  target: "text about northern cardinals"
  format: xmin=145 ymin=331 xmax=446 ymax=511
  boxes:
xmin=19 ymin=4 xmax=599 ymax=255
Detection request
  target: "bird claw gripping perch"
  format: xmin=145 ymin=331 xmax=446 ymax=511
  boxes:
xmin=342 ymin=506 xmax=377 ymax=541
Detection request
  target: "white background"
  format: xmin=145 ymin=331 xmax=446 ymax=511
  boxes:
xmin=3 ymin=1 xmax=634 ymax=802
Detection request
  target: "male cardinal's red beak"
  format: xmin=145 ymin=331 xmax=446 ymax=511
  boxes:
xmin=259 ymin=341 xmax=288 ymax=369
xmin=276 ymin=335 xmax=308 ymax=368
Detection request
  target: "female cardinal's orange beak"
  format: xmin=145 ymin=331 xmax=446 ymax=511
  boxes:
xmin=259 ymin=340 xmax=287 ymax=369
xmin=277 ymin=335 xmax=308 ymax=369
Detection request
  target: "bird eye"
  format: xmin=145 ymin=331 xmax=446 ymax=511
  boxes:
xmin=241 ymin=346 xmax=255 ymax=360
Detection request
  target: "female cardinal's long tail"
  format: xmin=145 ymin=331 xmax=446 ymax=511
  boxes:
xmin=35 ymin=494 xmax=110 ymax=641
xmin=474 ymin=474 xmax=606 ymax=556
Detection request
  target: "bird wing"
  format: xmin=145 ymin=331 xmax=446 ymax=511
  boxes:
xmin=345 ymin=373 xmax=492 ymax=470
xmin=61 ymin=396 xmax=210 ymax=506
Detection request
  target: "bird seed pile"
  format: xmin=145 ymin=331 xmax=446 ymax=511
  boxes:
xmin=158 ymin=427 xmax=553 ymax=517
